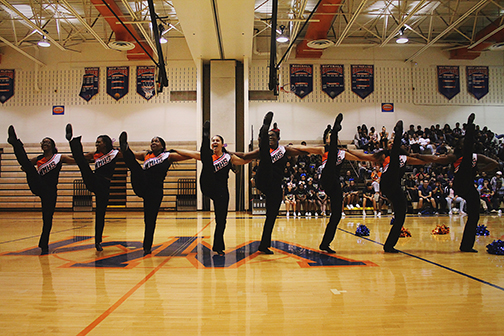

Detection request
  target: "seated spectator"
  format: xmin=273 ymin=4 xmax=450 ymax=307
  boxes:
xmin=362 ymin=182 xmax=378 ymax=217
xmin=419 ymin=135 xmax=434 ymax=154
xmin=418 ymin=179 xmax=437 ymax=214
xmin=435 ymin=141 xmax=448 ymax=155
xmin=404 ymin=174 xmax=419 ymax=203
xmin=316 ymin=187 xmax=328 ymax=216
xmin=368 ymin=126 xmax=379 ymax=152
xmin=306 ymin=178 xmax=317 ymax=217
xmin=284 ymin=183 xmax=296 ymax=217
xmin=445 ymin=180 xmax=466 ymax=215
xmin=295 ymin=182 xmax=308 ymax=216
xmin=478 ymin=179 xmax=492 ymax=214
xmin=371 ymin=177 xmax=382 ymax=216
xmin=354 ymin=126 xmax=362 ymax=149
xmin=491 ymin=179 xmax=504 ymax=214
xmin=344 ymin=180 xmax=360 ymax=210
xmin=432 ymin=180 xmax=447 ymax=214
xmin=490 ymin=171 xmax=504 ymax=191
xmin=476 ymin=171 xmax=488 ymax=187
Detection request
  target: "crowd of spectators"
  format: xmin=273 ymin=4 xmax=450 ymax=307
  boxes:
xmin=252 ymin=121 xmax=504 ymax=217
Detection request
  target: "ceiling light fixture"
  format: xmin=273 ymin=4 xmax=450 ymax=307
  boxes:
xmin=276 ymin=25 xmax=289 ymax=43
xmin=37 ymin=30 xmax=51 ymax=47
xmin=396 ymin=27 xmax=409 ymax=44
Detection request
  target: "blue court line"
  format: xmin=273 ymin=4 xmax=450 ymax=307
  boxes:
xmin=0 ymin=225 xmax=89 ymax=245
xmin=338 ymin=227 xmax=504 ymax=292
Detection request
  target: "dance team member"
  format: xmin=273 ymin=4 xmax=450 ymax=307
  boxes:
xmin=416 ymin=113 xmax=498 ymax=252
xmin=119 ymin=132 xmax=192 ymax=255
xmin=173 ymin=121 xmax=253 ymax=256
xmin=349 ymin=121 xmax=427 ymax=253
xmin=240 ymin=112 xmax=319 ymax=254
xmin=290 ymin=114 xmax=362 ymax=253
xmin=7 ymin=126 xmax=74 ymax=255
xmin=65 ymin=124 xmax=117 ymax=252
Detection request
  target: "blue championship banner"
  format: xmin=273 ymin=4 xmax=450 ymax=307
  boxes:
xmin=107 ymin=66 xmax=129 ymax=101
xmin=79 ymin=67 xmax=99 ymax=102
xmin=351 ymin=65 xmax=374 ymax=99
xmin=0 ymin=69 xmax=15 ymax=104
xmin=467 ymin=66 xmax=489 ymax=100
xmin=437 ymin=66 xmax=460 ymax=100
xmin=136 ymin=66 xmax=156 ymax=100
xmin=290 ymin=64 xmax=313 ymax=99
xmin=321 ymin=64 xmax=344 ymax=99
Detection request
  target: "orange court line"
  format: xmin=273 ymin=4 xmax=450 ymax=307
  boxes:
xmin=76 ymin=218 xmax=213 ymax=336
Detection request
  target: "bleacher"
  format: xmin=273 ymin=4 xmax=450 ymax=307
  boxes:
xmin=0 ymin=141 xmax=197 ymax=211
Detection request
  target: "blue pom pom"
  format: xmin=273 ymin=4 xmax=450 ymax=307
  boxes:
xmin=355 ymin=224 xmax=370 ymax=236
xmin=486 ymin=240 xmax=504 ymax=255
xmin=475 ymin=225 xmax=490 ymax=236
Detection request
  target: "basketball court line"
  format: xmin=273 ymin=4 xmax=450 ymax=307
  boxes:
xmin=0 ymin=225 xmax=88 ymax=245
xmin=76 ymin=219 xmax=214 ymax=336
xmin=337 ymin=227 xmax=504 ymax=292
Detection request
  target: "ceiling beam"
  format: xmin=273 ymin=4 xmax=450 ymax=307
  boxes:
xmin=0 ymin=0 xmax=67 ymax=51
xmin=406 ymin=0 xmax=490 ymax=61
xmin=0 ymin=35 xmax=46 ymax=66
xmin=59 ymin=0 xmax=110 ymax=49
xmin=379 ymin=0 xmax=427 ymax=47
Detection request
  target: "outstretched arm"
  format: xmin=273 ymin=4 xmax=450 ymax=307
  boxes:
xmin=172 ymin=149 xmax=201 ymax=161
xmin=411 ymin=153 xmax=456 ymax=165
xmin=61 ymin=154 xmax=76 ymax=165
xmin=234 ymin=148 xmax=260 ymax=160
xmin=230 ymin=153 xmax=253 ymax=165
xmin=477 ymin=154 xmax=499 ymax=172
xmin=169 ymin=152 xmax=193 ymax=162
xmin=346 ymin=149 xmax=378 ymax=162
xmin=288 ymin=145 xmax=325 ymax=156
xmin=405 ymin=156 xmax=428 ymax=166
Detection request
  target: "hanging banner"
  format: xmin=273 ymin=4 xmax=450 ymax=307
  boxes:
xmin=467 ymin=66 xmax=489 ymax=100
xmin=351 ymin=65 xmax=374 ymax=99
xmin=321 ymin=64 xmax=344 ymax=99
xmin=79 ymin=67 xmax=99 ymax=102
xmin=0 ymin=69 xmax=15 ymax=104
xmin=107 ymin=66 xmax=129 ymax=101
xmin=290 ymin=64 xmax=313 ymax=99
xmin=437 ymin=66 xmax=460 ymax=100
xmin=136 ymin=66 xmax=156 ymax=100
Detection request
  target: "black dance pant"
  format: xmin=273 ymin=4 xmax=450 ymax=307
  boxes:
xmin=69 ymin=137 xmax=110 ymax=244
xmin=121 ymin=146 xmax=163 ymax=252
xmin=319 ymin=123 xmax=343 ymax=248
xmin=381 ymin=127 xmax=407 ymax=251
xmin=255 ymin=126 xmax=283 ymax=250
xmin=454 ymin=122 xmax=479 ymax=250
xmin=199 ymin=135 xmax=230 ymax=252
xmin=10 ymin=139 xmax=56 ymax=250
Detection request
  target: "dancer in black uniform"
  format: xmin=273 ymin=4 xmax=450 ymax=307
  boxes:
xmin=174 ymin=121 xmax=253 ymax=255
xmin=349 ymin=121 xmax=426 ymax=253
xmin=416 ymin=113 xmax=497 ymax=252
xmin=289 ymin=114 xmax=361 ymax=253
xmin=241 ymin=112 xmax=317 ymax=254
xmin=66 ymin=124 xmax=118 ymax=252
xmin=8 ymin=126 xmax=74 ymax=254
xmin=119 ymin=132 xmax=191 ymax=255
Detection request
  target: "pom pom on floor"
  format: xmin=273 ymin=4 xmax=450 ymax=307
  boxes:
xmin=399 ymin=227 xmax=412 ymax=237
xmin=486 ymin=240 xmax=504 ymax=255
xmin=475 ymin=225 xmax=490 ymax=236
xmin=355 ymin=224 xmax=370 ymax=236
xmin=432 ymin=224 xmax=450 ymax=235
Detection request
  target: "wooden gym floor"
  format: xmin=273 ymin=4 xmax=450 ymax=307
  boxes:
xmin=0 ymin=211 xmax=503 ymax=335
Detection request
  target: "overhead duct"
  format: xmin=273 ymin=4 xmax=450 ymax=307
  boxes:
xmin=91 ymin=0 xmax=153 ymax=60
xmin=450 ymin=16 xmax=504 ymax=60
xmin=295 ymin=0 xmax=343 ymax=58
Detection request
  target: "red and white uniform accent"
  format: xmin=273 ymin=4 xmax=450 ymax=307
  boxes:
xmin=37 ymin=154 xmax=61 ymax=176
